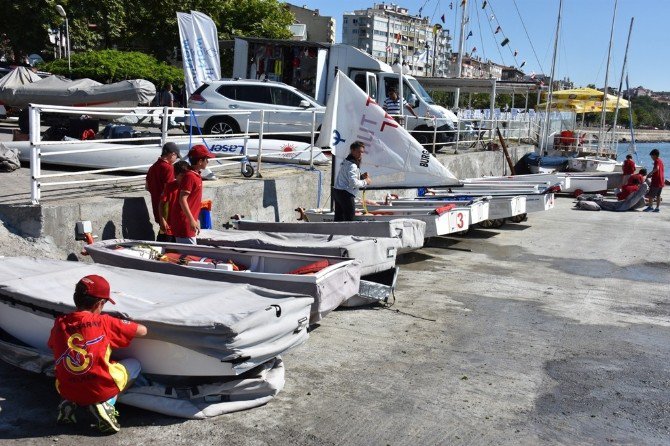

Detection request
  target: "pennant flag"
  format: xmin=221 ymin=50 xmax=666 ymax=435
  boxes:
xmin=482 ymin=0 xmax=487 ymax=8
xmin=315 ymin=71 xmax=459 ymax=187
xmin=418 ymin=6 xmax=423 ymax=16
xmin=513 ymin=49 xmax=518 ymax=57
xmin=466 ymin=30 xmax=473 ymax=39
xmin=501 ymin=37 xmax=510 ymax=46
xmin=441 ymin=14 xmax=445 ymax=23
xmin=519 ymin=61 xmax=526 ymax=68
xmin=494 ymin=26 xmax=501 ymax=34
xmin=460 ymin=0 xmax=466 ymax=6
xmin=472 ymin=47 xmax=477 ymax=53
xmin=449 ymin=2 xmax=453 ymax=10
xmin=490 ymin=14 xmax=495 ymax=20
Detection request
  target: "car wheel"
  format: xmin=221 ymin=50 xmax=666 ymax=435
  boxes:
xmin=205 ymin=117 xmax=240 ymax=135
xmin=412 ymin=130 xmax=431 ymax=146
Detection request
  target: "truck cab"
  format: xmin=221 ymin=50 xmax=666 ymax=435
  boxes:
xmin=350 ymin=71 xmax=458 ymax=145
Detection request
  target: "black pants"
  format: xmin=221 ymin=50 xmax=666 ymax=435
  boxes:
xmin=333 ymin=188 xmax=356 ymax=222
xmin=156 ymin=232 xmax=176 ymax=243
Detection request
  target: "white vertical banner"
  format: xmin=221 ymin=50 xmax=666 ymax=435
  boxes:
xmin=177 ymin=11 xmax=221 ymax=97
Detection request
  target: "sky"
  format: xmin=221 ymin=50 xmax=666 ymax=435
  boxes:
xmin=299 ymin=0 xmax=669 ymax=91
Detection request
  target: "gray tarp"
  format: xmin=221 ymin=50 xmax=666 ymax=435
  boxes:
xmin=0 ymin=68 xmax=155 ymax=107
xmin=236 ymin=219 xmax=426 ymax=254
xmin=576 ymin=183 xmax=649 ymax=212
xmin=0 ymin=257 xmax=312 ymax=375
xmin=198 ymin=229 xmax=398 ymax=276
xmin=0 ymin=67 xmax=42 ymax=105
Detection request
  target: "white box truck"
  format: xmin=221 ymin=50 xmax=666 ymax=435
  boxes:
xmin=232 ymin=38 xmax=458 ymax=145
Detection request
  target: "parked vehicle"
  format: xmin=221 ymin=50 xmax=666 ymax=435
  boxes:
xmin=185 ymin=79 xmax=325 ymax=138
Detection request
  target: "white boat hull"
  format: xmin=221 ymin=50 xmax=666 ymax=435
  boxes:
xmin=567 ymin=157 xmax=617 ymax=173
xmin=467 ymin=173 xmax=608 ymax=194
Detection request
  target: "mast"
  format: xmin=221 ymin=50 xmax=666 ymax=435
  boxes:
xmin=609 ymin=16 xmax=634 ymax=153
xmin=538 ymin=0 xmax=562 ymax=155
xmin=625 ymin=74 xmax=637 ymax=161
xmin=598 ymin=0 xmax=618 ymax=154
xmin=453 ymin=0 xmax=469 ymax=109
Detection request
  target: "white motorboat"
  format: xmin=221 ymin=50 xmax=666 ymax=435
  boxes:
xmin=197 ymin=229 xmax=400 ymax=307
xmin=567 ymin=156 xmax=618 ymax=173
xmin=84 ymin=239 xmax=360 ymax=324
xmin=0 ymin=257 xmax=312 ymax=377
xmin=4 ymin=137 xmax=328 ymax=173
xmin=234 ymin=219 xmax=426 ymax=254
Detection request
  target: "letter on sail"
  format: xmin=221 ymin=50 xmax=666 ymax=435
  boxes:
xmin=316 ymin=71 xmax=460 ymax=188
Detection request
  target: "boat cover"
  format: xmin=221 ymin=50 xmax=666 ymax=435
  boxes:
xmin=85 ymin=239 xmax=360 ymax=323
xmin=235 ymin=219 xmax=426 ymax=253
xmin=576 ymin=182 xmax=649 ymax=212
xmin=0 ymin=257 xmax=312 ymax=375
xmin=0 ymin=337 xmax=285 ymax=418
xmin=198 ymin=229 xmax=398 ymax=276
xmin=0 ymin=67 xmax=42 ymax=105
xmin=0 ymin=71 xmax=155 ymax=107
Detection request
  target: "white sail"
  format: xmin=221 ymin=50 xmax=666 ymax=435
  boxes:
xmin=316 ymin=71 xmax=459 ymax=188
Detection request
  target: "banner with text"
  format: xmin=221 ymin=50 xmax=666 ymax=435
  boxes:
xmin=177 ymin=11 xmax=221 ymax=97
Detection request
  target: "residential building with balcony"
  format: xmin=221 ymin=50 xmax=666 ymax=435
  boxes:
xmin=286 ymin=3 xmax=336 ymax=43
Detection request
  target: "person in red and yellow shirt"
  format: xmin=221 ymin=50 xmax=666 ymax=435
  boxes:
xmin=169 ymin=144 xmax=215 ymax=244
xmin=145 ymin=142 xmax=180 ymax=241
xmin=644 ymin=149 xmax=665 ymax=212
xmin=48 ymin=275 xmax=147 ymax=433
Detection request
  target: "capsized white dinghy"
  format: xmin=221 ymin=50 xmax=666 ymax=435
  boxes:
xmin=84 ymin=239 xmax=360 ymax=323
xmin=0 ymin=257 xmax=312 ymax=377
xmin=197 ymin=229 xmax=400 ymax=307
xmin=3 ymin=137 xmax=328 ymax=173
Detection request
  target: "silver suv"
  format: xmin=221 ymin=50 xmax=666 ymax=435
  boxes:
xmin=185 ymin=79 xmax=325 ymax=137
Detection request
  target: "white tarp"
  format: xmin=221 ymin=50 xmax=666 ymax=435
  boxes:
xmin=315 ymin=71 xmax=459 ymax=188
xmin=177 ymin=11 xmax=221 ymax=97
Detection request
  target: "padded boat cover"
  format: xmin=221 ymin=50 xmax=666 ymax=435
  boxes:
xmin=0 ymin=338 xmax=285 ymax=418
xmin=236 ymin=219 xmax=425 ymax=254
xmin=0 ymin=72 xmax=155 ymax=107
xmin=596 ymin=182 xmax=649 ymax=212
xmin=198 ymin=229 xmax=398 ymax=276
xmin=0 ymin=257 xmax=311 ymax=375
xmin=85 ymin=239 xmax=360 ymax=324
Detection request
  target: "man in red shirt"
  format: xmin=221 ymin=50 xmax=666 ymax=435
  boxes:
xmin=644 ymin=149 xmax=665 ymax=212
xmin=146 ymin=142 xmax=180 ymax=241
xmin=169 ymin=144 xmax=215 ymax=244
xmin=48 ymin=275 xmax=147 ymax=433
xmin=617 ymin=177 xmax=640 ymax=201
xmin=621 ymin=154 xmax=636 ymax=186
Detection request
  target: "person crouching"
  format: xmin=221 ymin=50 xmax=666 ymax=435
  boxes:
xmin=48 ymin=275 xmax=147 ymax=433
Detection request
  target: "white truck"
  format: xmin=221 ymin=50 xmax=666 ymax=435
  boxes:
xmin=232 ymin=39 xmax=458 ymax=145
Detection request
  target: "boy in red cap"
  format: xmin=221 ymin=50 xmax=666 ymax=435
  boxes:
xmin=159 ymin=160 xmax=190 ymax=239
xmin=169 ymin=144 xmax=215 ymax=244
xmin=145 ymin=142 xmax=180 ymax=241
xmin=48 ymin=275 xmax=148 ymax=433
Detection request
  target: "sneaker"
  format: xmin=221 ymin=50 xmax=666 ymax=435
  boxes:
xmin=643 ymin=206 xmax=654 ymax=212
xmin=653 ymin=208 xmax=660 ymax=213
xmin=89 ymin=402 xmax=120 ymax=433
xmin=56 ymin=400 xmax=77 ymax=425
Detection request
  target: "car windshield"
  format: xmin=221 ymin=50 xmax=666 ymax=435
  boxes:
xmin=407 ymin=79 xmax=434 ymax=104
xmin=292 ymin=88 xmax=321 ymax=106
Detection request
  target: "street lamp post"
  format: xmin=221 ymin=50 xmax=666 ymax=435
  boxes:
xmin=55 ymin=4 xmax=70 ymax=72
xmin=432 ymin=24 xmax=442 ymax=77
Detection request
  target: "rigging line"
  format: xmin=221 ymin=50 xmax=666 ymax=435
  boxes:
xmin=430 ymin=0 xmax=442 ymax=23
xmin=485 ymin=0 xmax=520 ymax=66
xmin=473 ymin=0 xmax=487 ymax=60
xmin=511 ymin=0 xmax=545 ymax=73
xmin=481 ymin=0 xmax=506 ymax=65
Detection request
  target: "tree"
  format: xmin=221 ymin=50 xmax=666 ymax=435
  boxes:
xmin=0 ymin=0 xmax=56 ymax=62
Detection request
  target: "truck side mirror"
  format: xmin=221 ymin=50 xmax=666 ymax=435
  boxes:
xmin=409 ymin=94 xmax=419 ymax=108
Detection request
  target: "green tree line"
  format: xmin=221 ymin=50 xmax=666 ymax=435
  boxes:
xmin=0 ymin=0 xmax=293 ymax=85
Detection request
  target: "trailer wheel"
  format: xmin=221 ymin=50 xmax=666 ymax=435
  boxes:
xmin=241 ymin=163 xmax=254 ymax=178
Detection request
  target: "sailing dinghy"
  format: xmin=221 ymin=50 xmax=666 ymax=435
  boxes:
xmin=84 ymin=239 xmax=360 ymax=323
xmin=0 ymin=257 xmax=312 ymax=378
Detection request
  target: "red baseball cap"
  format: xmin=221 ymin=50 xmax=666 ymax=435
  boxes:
xmin=77 ymin=275 xmax=116 ymax=304
xmin=188 ymin=144 xmax=215 ymax=160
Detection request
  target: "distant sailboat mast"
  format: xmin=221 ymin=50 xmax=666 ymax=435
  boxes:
xmin=598 ymin=0 xmax=619 ymax=154
xmin=539 ymin=0 xmax=563 ymax=156
xmin=609 ymin=16 xmax=634 ymax=153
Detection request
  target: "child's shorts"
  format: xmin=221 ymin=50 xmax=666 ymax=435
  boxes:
xmin=647 ymin=186 xmax=663 ymax=199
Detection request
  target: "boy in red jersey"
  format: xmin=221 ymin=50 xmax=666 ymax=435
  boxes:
xmin=159 ymin=160 xmax=190 ymax=240
xmin=169 ymin=144 xmax=215 ymax=244
xmin=48 ymin=275 xmax=147 ymax=433
xmin=621 ymin=154 xmax=636 ymax=186
xmin=145 ymin=142 xmax=180 ymax=241
xmin=644 ymin=149 xmax=665 ymax=212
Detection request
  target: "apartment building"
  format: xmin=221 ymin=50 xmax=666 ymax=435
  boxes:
xmin=341 ymin=3 xmax=452 ymax=77
xmin=286 ymin=3 xmax=336 ymax=43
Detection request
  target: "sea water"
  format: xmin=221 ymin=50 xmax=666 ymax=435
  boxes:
xmin=617 ymin=142 xmax=670 ymax=172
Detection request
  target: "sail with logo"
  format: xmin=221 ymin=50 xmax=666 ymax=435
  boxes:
xmin=316 ymin=71 xmax=460 ymax=188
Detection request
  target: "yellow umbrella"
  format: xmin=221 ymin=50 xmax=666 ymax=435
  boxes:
xmin=536 ymin=96 xmax=629 ymax=113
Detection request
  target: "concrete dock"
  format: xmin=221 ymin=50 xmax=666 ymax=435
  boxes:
xmin=1 ymin=190 xmax=668 ymax=444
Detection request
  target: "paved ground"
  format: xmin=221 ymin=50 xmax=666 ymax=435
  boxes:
xmin=0 ymin=191 xmax=668 ymax=445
